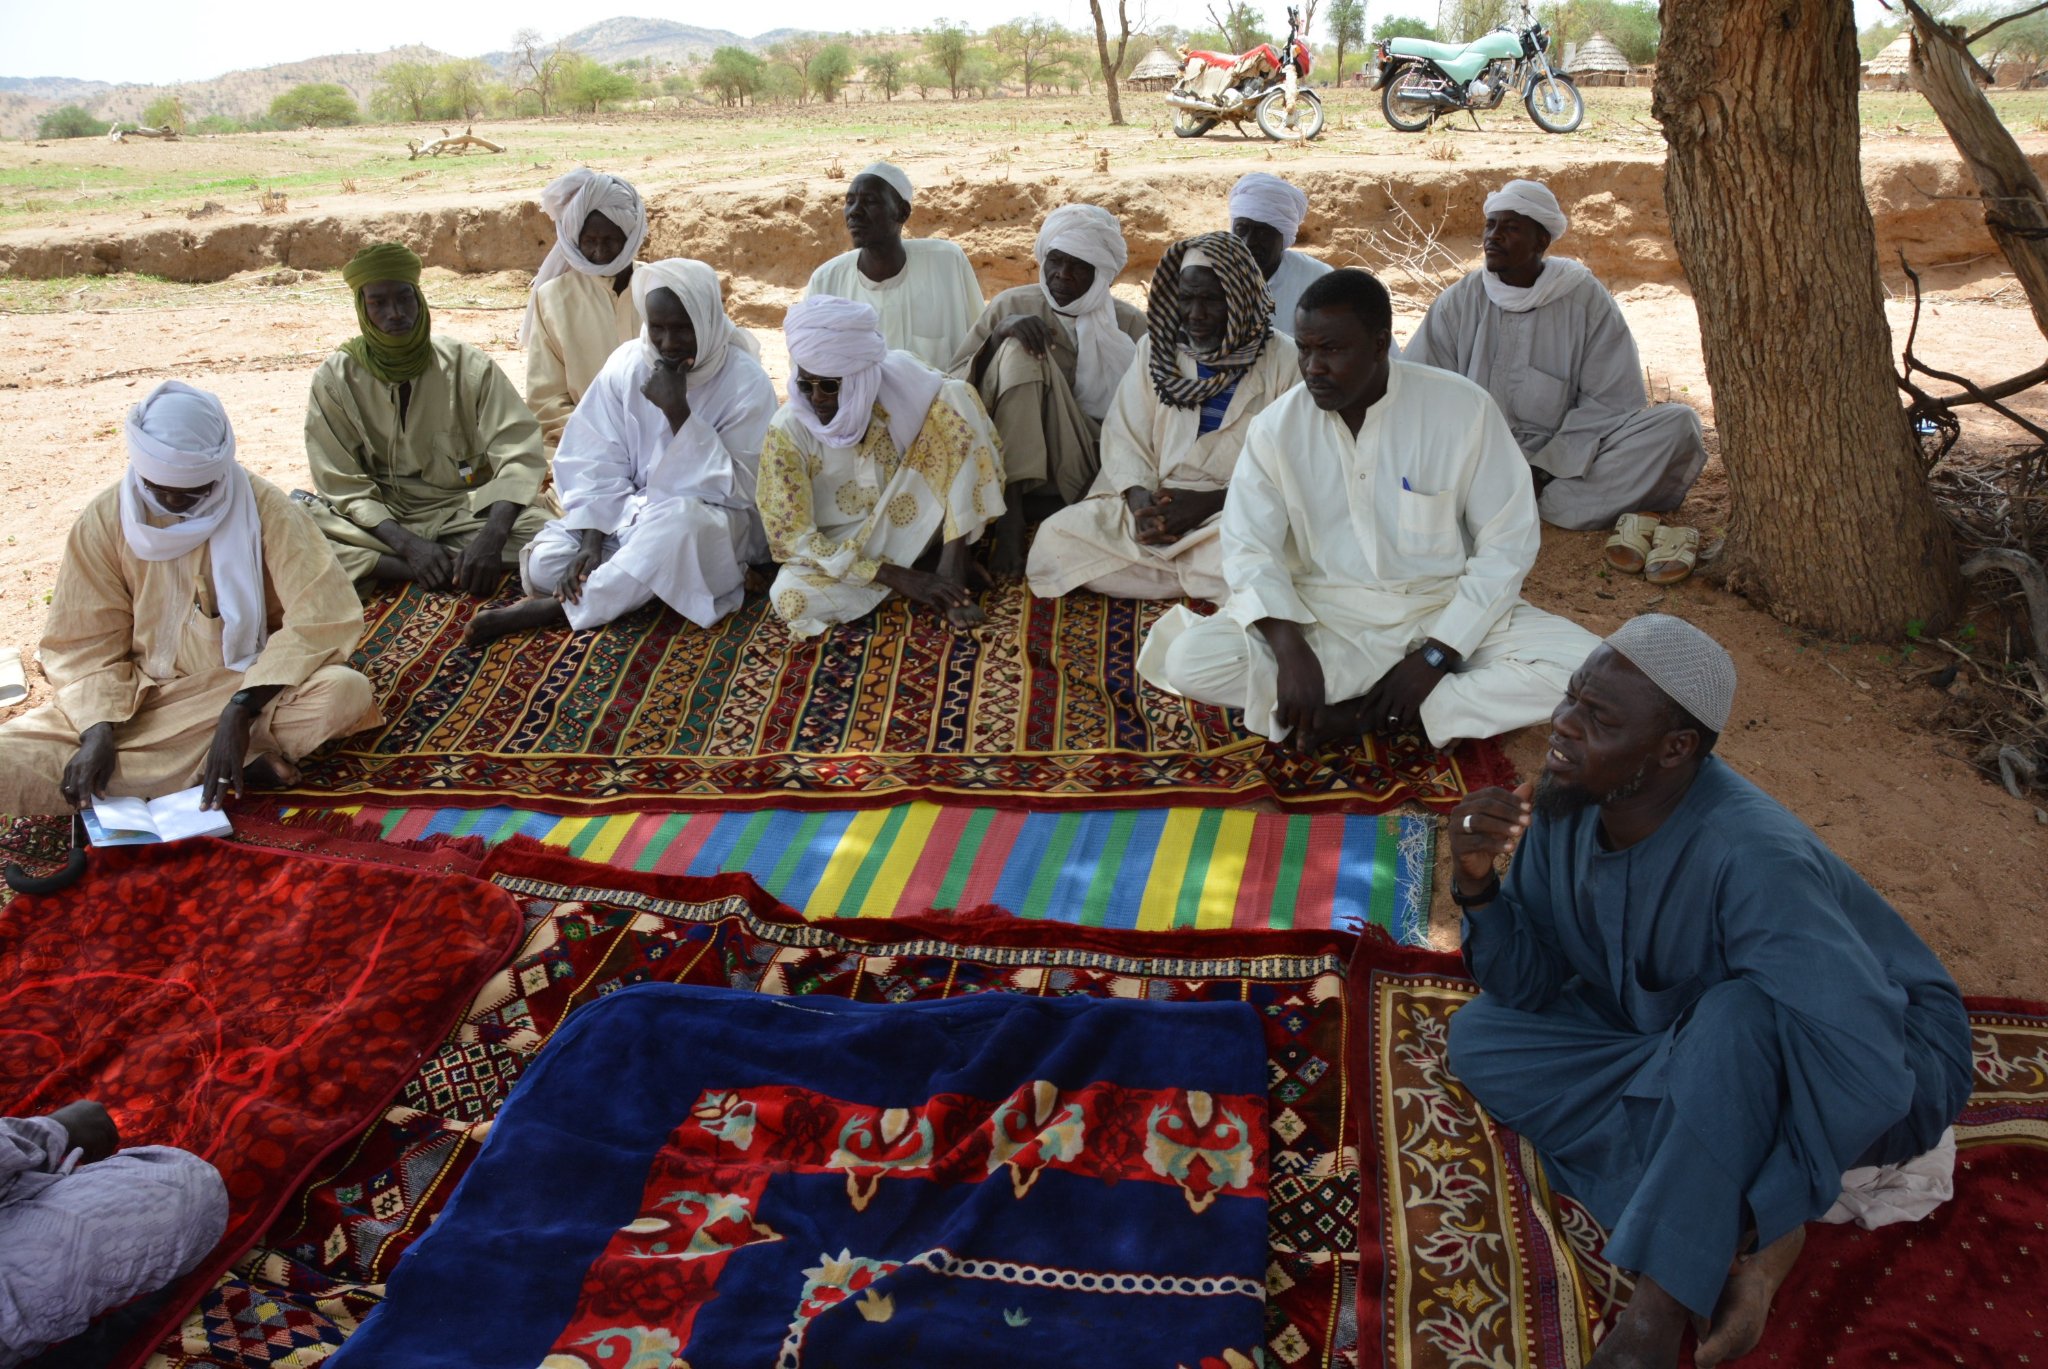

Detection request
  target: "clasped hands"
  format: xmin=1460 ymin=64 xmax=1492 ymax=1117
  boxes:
xmin=1124 ymin=485 xmax=1227 ymax=547
xmin=1259 ymin=619 xmax=1458 ymax=755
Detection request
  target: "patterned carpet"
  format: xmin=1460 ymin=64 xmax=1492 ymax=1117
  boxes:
xmin=288 ymin=801 xmax=1438 ymax=943
xmin=1350 ymin=939 xmax=2048 ymax=1369
xmin=282 ymin=581 xmax=1513 ymax=814
xmin=147 ymin=845 xmax=1370 ymax=1369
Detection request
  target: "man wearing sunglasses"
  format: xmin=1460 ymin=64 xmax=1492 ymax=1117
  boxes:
xmin=757 ymin=296 xmax=1006 ymax=635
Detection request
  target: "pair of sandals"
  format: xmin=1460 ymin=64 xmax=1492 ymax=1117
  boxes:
xmin=1605 ymin=513 xmax=1697 ymax=585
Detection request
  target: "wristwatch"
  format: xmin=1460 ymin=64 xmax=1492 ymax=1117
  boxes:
xmin=1449 ymin=871 xmax=1502 ymax=908
xmin=1420 ymin=643 xmax=1452 ymax=671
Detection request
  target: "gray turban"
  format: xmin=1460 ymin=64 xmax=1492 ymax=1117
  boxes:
xmin=1604 ymin=614 xmax=1736 ymax=734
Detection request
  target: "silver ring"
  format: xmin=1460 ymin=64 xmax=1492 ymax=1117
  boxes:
xmin=1462 ymin=814 xmax=1472 ymax=833
xmin=1387 ymin=715 xmax=1399 ymax=725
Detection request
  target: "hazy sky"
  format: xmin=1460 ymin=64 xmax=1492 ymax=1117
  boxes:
xmin=0 ymin=0 xmax=1909 ymax=86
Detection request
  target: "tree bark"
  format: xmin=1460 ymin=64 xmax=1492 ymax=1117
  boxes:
xmin=1091 ymin=0 xmax=1129 ymax=125
xmin=1654 ymin=0 xmax=1960 ymax=638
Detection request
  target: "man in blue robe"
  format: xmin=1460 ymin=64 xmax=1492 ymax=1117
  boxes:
xmin=1444 ymin=615 xmax=1972 ymax=1369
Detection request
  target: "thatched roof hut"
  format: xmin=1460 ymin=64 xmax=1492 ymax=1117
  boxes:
xmin=1863 ymin=31 xmax=1916 ymax=89
xmin=1569 ymin=32 xmax=1631 ymax=86
xmin=1127 ymin=47 xmax=1183 ymax=91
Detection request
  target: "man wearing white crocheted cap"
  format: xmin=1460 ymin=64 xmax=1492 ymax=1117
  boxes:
xmin=948 ymin=203 xmax=1147 ymax=575
xmin=1404 ymin=178 xmax=1707 ymax=543
xmin=466 ymin=260 xmax=779 ymax=647
xmin=758 ymin=295 xmax=1006 ymax=636
xmin=804 ymin=162 xmax=985 ymax=371
xmin=1444 ymin=615 xmax=1971 ymax=1369
xmin=522 ymin=169 xmax=649 ymax=450
xmin=0 ymin=382 xmax=375 ymax=816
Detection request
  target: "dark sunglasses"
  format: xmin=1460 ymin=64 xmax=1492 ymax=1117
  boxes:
xmin=793 ymin=377 xmax=843 ymax=396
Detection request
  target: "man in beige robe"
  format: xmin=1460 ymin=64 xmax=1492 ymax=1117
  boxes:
xmin=0 ymin=383 xmax=374 ymax=817
xmin=1027 ymin=232 xmax=1298 ymax=604
xmin=950 ymin=204 xmax=1145 ymax=576
xmin=521 ymin=170 xmax=648 ymax=449
xmin=299 ymin=242 xmax=554 ymax=593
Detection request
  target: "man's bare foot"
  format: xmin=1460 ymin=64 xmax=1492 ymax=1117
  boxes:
xmin=1587 ymin=1274 xmax=1689 ymax=1369
xmin=989 ymin=504 xmax=1027 ymax=579
xmin=240 ymin=753 xmax=300 ymax=791
xmin=743 ymin=563 xmax=774 ymax=595
xmin=1695 ymin=1226 xmax=1805 ymax=1367
xmin=463 ymin=596 xmax=568 ymax=648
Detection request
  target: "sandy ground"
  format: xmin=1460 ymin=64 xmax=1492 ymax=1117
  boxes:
xmin=0 ymin=273 xmax=2041 ymax=997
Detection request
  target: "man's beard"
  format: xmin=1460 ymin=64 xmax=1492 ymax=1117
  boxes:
xmin=1532 ymin=756 xmax=1655 ymax=820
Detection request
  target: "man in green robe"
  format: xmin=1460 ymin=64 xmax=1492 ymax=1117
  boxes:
xmin=298 ymin=242 xmax=554 ymax=592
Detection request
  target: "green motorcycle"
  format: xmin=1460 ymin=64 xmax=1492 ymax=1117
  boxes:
xmin=1373 ymin=7 xmax=1585 ymax=134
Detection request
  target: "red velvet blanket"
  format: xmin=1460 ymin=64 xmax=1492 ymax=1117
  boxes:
xmin=0 ymin=840 xmax=524 ymax=1369
xmin=1349 ymin=937 xmax=2048 ymax=1368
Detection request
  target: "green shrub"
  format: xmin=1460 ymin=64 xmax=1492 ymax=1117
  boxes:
xmin=269 ymin=83 xmax=359 ymax=127
xmin=36 ymin=105 xmax=110 ymax=139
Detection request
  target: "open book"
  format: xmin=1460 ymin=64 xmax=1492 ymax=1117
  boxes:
xmin=84 ymin=787 xmax=234 ymax=847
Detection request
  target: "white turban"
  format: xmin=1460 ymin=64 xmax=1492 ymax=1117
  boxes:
xmin=783 ymin=295 xmax=945 ymax=455
xmin=1034 ymin=204 xmax=1137 ymax=422
xmin=120 ymin=381 xmax=267 ymax=673
xmin=1483 ymin=178 xmax=1568 ymax=243
xmin=630 ymin=258 xmax=760 ymax=383
xmin=1228 ymin=172 xmax=1309 ymax=248
xmin=854 ymin=161 xmax=915 ymax=211
xmin=1604 ymin=614 xmax=1737 ymax=734
xmin=519 ymin=170 xmax=649 ymax=346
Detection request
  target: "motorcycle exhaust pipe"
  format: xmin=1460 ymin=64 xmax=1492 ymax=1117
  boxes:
xmin=1165 ymin=93 xmax=1224 ymax=112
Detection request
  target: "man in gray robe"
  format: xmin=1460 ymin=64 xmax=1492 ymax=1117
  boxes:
xmin=0 ymin=1101 xmax=227 ymax=1366
xmin=1404 ymin=179 xmax=1706 ymax=532
xmin=1444 ymin=615 xmax=1972 ymax=1369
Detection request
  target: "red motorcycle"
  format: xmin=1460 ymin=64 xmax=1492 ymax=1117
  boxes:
xmin=1167 ymin=6 xmax=1325 ymax=141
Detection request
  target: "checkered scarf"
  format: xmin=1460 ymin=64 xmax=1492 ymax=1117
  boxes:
xmin=1145 ymin=231 xmax=1273 ymax=410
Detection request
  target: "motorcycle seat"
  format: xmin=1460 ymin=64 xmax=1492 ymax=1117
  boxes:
xmin=1384 ymin=37 xmax=1479 ymax=63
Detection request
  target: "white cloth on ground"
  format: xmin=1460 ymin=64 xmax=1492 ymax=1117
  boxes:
xmin=783 ymin=295 xmax=946 ymax=455
xmin=1229 ymin=172 xmax=1309 ymax=246
xmin=1820 ymin=1127 xmax=1957 ymax=1230
xmin=531 ymin=336 xmax=776 ymax=629
xmin=521 ymin=170 xmax=647 ymax=346
xmin=0 ymin=1116 xmax=228 ymax=1367
xmin=1137 ymin=362 xmax=1599 ymax=746
xmin=119 ymin=381 xmax=267 ymax=674
xmin=1484 ymin=178 xmax=1568 ymax=242
xmin=803 ymin=238 xmax=985 ymax=370
xmin=1035 ymin=204 xmax=1137 ymax=421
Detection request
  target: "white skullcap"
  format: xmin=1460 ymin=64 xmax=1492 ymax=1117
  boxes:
xmin=520 ymin=169 xmax=648 ymax=346
xmin=632 ymin=258 xmax=743 ymax=381
xmin=1484 ymin=178 xmax=1568 ymax=243
xmin=782 ymin=294 xmax=945 ymax=455
xmin=1604 ymin=614 xmax=1736 ymax=734
xmin=1035 ymin=204 xmax=1137 ymax=421
xmin=125 ymin=379 xmax=235 ymax=488
xmin=854 ymin=162 xmax=914 ymax=209
xmin=1229 ymin=172 xmax=1309 ymax=248
xmin=1180 ymin=246 xmax=1216 ymax=272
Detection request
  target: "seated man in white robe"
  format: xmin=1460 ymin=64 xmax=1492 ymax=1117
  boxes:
xmin=1403 ymin=179 xmax=1707 ymax=548
xmin=804 ymin=162 xmax=984 ymax=370
xmin=949 ymin=204 xmax=1144 ymax=577
xmin=465 ymin=260 xmax=777 ymax=646
xmin=0 ymin=382 xmax=375 ymax=816
xmin=1228 ymin=172 xmax=1332 ymax=339
xmin=758 ymin=296 xmax=1007 ymax=636
xmin=1027 ymin=232 xmax=1298 ymax=603
xmin=522 ymin=170 xmax=648 ymax=450
xmin=1140 ymin=268 xmax=1599 ymax=753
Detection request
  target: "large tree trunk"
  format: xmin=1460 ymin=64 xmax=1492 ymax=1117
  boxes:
xmin=1090 ymin=0 xmax=1129 ymax=125
xmin=1654 ymin=0 xmax=1960 ymax=637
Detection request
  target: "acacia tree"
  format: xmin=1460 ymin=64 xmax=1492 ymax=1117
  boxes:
xmin=1087 ymin=0 xmax=1140 ymax=123
xmin=375 ymin=61 xmax=439 ymax=121
xmin=511 ymin=28 xmax=576 ymax=115
xmin=921 ymin=20 xmax=974 ymax=97
xmin=1654 ymin=0 xmax=1959 ymax=636
xmin=990 ymin=17 xmax=1072 ymax=94
xmin=437 ymin=60 xmax=491 ymax=119
xmin=867 ymin=49 xmax=909 ymax=99
xmin=1327 ymin=0 xmax=1365 ymax=81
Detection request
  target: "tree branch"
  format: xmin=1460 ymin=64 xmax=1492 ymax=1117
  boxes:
xmin=1967 ymin=0 xmax=2048 ymax=46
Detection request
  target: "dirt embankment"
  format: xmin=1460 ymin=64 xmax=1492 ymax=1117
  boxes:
xmin=2 ymin=152 xmax=2034 ymax=324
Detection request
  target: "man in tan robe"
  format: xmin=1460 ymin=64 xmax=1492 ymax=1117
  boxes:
xmin=950 ymin=204 xmax=1144 ymax=576
xmin=299 ymin=242 xmax=553 ymax=593
xmin=0 ymin=383 xmax=374 ymax=817
xmin=1027 ymin=232 xmax=1298 ymax=603
xmin=521 ymin=170 xmax=647 ymax=449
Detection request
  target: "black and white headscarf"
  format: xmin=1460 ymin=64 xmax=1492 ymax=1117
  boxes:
xmin=1145 ymin=231 xmax=1273 ymax=410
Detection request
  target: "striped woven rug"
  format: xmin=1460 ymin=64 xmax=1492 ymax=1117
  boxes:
xmin=308 ymin=803 xmax=1437 ymax=944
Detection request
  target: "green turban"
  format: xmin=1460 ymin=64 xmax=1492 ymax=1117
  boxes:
xmin=339 ymin=242 xmax=433 ymax=385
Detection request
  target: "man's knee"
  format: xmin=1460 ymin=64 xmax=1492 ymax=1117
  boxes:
xmin=270 ymin=667 xmax=377 ymax=756
xmin=990 ymin=337 xmax=1053 ymax=394
xmin=1161 ymin=619 xmax=1249 ymax=704
xmin=1675 ymin=979 xmax=1779 ymax=1060
xmin=1446 ymin=993 xmax=1519 ymax=1093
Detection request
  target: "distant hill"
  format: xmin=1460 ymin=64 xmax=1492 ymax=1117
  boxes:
xmin=481 ymin=17 xmax=756 ymax=71
xmin=0 ymin=76 xmax=112 ymax=100
xmin=1 ymin=45 xmax=454 ymax=139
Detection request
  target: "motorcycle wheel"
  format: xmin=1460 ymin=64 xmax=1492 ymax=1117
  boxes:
xmin=1255 ymin=88 xmax=1325 ymax=141
xmin=1172 ymin=106 xmax=1218 ymax=138
xmin=1380 ymin=67 xmax=1436 ymax=133
xmin=1524 ymin=74 xmax=1585 ymax=133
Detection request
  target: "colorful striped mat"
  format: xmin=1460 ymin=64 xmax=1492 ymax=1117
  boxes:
xmin=306 ymin=803 xmax=1437 ymax=945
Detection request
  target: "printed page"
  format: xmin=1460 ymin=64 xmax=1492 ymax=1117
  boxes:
xmin=90 ymin=795 xmax=160 ymax=841
xmin=143 ymin=786 xmax=235 ymax=842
